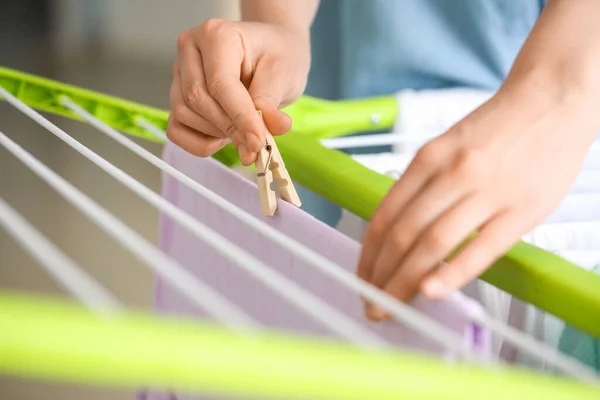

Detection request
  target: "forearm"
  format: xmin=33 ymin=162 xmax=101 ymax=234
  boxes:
xmin=240 ymin=0 xmax=320 ymax=33
xmin=502 ymin=0 xmax=600 ymax=129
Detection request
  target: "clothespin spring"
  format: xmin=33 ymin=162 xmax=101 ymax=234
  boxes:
xmin=257 ymin=144 xmax=273 ymax=178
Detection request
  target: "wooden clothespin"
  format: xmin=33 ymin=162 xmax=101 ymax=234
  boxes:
xmin=255 ymin=110 xmax=302 ymax=216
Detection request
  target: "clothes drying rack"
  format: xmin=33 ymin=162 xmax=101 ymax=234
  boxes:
xmin=1 ymin=66 xmax=600 ymax=399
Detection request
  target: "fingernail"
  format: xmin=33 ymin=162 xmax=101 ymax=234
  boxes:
xmin=374 ymin=307 xmax=391 ymax=322
xmin=237 ymin=143 xmax=249 ymax=165
xmin=246 ymin=133 xmax=262 ymax=152
xmin=365 ymin=304 xmax=378 ymax=322
xmin=365 ymin=304 xmax=388 ymax=322
xmin=422 ymin=278 xmax=447 ymax=298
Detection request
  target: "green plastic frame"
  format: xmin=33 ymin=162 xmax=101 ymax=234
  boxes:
xmin=0 ymin=292 xmax=598 ymax=399
xmin=0 ymin=66 xmax=599 ymax=342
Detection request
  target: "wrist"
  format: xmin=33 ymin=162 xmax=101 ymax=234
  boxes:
xmin=500 ymin=65 xmax=600 ymax=134
xmin=240 ymin=0 xmax=317 ymax=37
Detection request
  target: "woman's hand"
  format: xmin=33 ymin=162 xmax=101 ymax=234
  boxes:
xmin=167 ymin=19 xmax=311 ymax=165
xmin=357 ymin=82 xmax=599 ymax=321
xmin=357 ymin=0 xmax=600 ymax=322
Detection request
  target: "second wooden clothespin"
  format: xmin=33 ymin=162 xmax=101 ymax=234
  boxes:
xmin=255 ymin=110 xmax=302 ymax=216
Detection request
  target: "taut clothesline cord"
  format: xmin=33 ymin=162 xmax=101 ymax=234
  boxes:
xmin=56 ymin=93 xmax=467 ymax=354
xmin=0 ymin=197 xmax=121 ymax=313
xmin=0 ymin=130 xmax=256 ymax=332
xmin=58 ymin=90 xmax=599 ymax=380
xmin=0 ymin=89 xmax=392 ymax=351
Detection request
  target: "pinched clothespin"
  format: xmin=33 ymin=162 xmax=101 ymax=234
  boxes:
xmin=255 ymin=111 xmax=302 ymax=216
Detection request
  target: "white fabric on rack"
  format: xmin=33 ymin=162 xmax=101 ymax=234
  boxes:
xmin=392 ymin=88 xmax=493 ymax=153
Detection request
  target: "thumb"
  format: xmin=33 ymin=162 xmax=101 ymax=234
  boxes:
xmin=248 ymin=75 xmax=293 ymax=137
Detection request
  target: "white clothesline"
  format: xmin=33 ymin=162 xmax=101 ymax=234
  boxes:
xmin=0 ymin=129 xmax=257 ymax=333
xmin=0 ymin=197 xmax=121 ymax=313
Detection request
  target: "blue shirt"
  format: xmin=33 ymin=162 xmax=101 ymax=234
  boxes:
xmin=307 ymin=0 xmax=546 ymax=100
xmin=301 ymin=0 xmax=546 ymax=226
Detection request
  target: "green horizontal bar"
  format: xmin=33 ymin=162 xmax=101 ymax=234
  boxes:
xmin=0 ymin=292 xmax=597 ymax=399
xmin=0 ymin=67 xmax=239 ymax=166
xmin=0 ymin=67 xmax=169 ymax=143
xmin=1 ymin=66 xmax=599 ymax=340
xmin=283 ymin=95 xmax=399 ymax=138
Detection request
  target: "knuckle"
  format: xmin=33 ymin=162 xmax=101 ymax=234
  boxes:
xmin=452 ymin=149 xmax=484 ymax=181
xmin=251 ymin=93 xmax=276 ymax=108
xmin=368 ymin=214 xmax=389 ymax=239
xmin=424 ymin=227 xmax=450 ymax=253
xmin=195 ymin=144 xmax=213 ymax=158
xmin=184 ymin=81 xmax=205 ymax=108
xmin=223 ymin=123 xmax=237 ymax=139
xmin=176 ymin=30 xmax=190 ymax=50
xmin=231 ymin=109 xmax=254 ymax=128
xmin=444 ymin=262 xmax=474 ymax=287
xmin=454 ymin=149 xmax=477 ymax=171
xmin=414 ymin=142 xmax=439 ymax=169
xmin=206 ymin=75 xmax=228 ymax=98
xmin=391 ymin=229 xmax=412 ymax=253
xmin=165 ymin=125 xmax=179 ymax=143
xmin=171 ymin=104 xmax=188 ymax=123
xmin=199 ymin=18 xmax=228 ymax=38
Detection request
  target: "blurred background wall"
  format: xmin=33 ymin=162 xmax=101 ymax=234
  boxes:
xmin=0 ymin=1 xmax=238 ymax=399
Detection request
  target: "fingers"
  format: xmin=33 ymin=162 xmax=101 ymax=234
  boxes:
xmin=367 ymin=172 xmax=467 ymax=291
xmin=170 ymin=70 xmax=223 ymax=138
xmin=248 ymin=71 xmax=293 ymax=136
xmin=357 ymin=141 xmax=448 ymax=284
xmin=198 ymin=22 xmax=266 ymax=152
xmin=168 ymin=67 xmax=235 ymax=159
xmin=174 ymin=29 xmax=258 ymax=164
xmin=368 ymin=196 xmax=493 ymax=321
xmin=420 ymin=211 xmax=526 ymax=299
xmin=171 ymin=20 xmax=304 ymax=163
xmin=176 ymin=52 xmax=259 ymax=166
xmin=166 ymin=115 xmax=231 ymax=158
xmin=179 ymin=39 xmax=259 ymax=164
xmin=357 ymin=137 xmax=519 ymax=322
xmin=178 ymin=39 xmax=237 ymax=137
